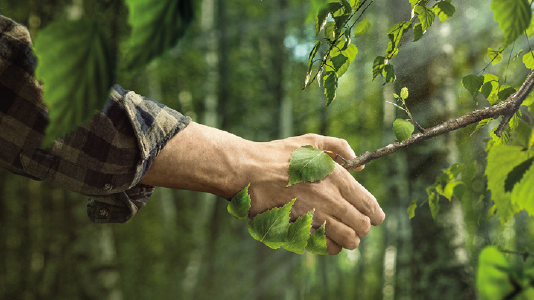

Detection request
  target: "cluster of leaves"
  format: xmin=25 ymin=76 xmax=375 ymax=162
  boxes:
xmin=372 ymin=0 xmax=455 ymax=84
xmin=477 ymin=246 xmax=534 ymax=300
xmin=407 ymin=162 xmax=476 ymax=220
xmin=33 ymin=0 xmax=197 ymax=147
xmin=304 ymin=0 xmax=371 ymax=105
xmin=227 ymin=145 xmax=338 ymax=255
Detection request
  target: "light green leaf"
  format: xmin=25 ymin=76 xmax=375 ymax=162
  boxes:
xmin=305 ymin=223 xmax=328 ymax=255
xmin=414 ymin=5 xmax=435 ymax=32
xmin=480 ymin=73 xmax=500 ymax=100
xmin=487 ymin=47 xmax=503 ymax=65
xmin=386 ymin=21 xmax=412 ymax=57
xmin=486 ymin=145 xmax=529 ymax=224
xmin=491 ymin=0 xmax=532 ymax=46
xmin=471 ymin=119 xmax=491 ymax=136
xmin=523 ymin=51 xmax=534 ymax=69
xmin=324 ymin=21 xmax=337 ymax=42
xmin=432 ymin=1 xmax=455 ymax=22
xmin=407 ymin=198 xmax=418 ymax=219
xmin=393 ymin=118 xmax=414 ymax=142
xmin=409 ymin=0 xmax=420 ymax=9
xmin=400 ymin=87 xmax=409 ymax=100
xmin=372 ymin=56 xmax=386 ymax=80
xmin=34 ymin=20 xmax=115 ymax=147
xmin=461 ymin=75 xmax=484 ymax=103
xmin=282 ymin=210 xmax=314 ymax=254
xmin=477 ymin=246 xmax=516 ymax=300
xmin=527 ymin=16 xmax=534 ymax=38
xmin=124 ymin=0 xmax=196 ymax=71
xmin=323 ymin=70 xmax=339 ymax=106
xmin=228 ymin=184 xmax=251 ymax=220
xmin=510 ymin=158 xmax=534 ymax=213
xmin=429 ymin=192 xmax=440 ymax=220
xmin=353 ymin=19 xmax=371 ymax=38
xmin=247 ymin=199 xmax=295 ymax=249
xmin=287 ymin=145 xmax=336 ymax=187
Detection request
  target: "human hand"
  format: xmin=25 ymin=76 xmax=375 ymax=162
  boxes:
xmin=244 ymin=134 xmax=385 ymax=255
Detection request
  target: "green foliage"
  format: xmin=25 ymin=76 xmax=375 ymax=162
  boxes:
xmin=326 ymin=41 xmax=358 ymax=78
xmin=124 ymin=0 xmax=196 ymax=71
xmin=432 ymin=1 xmax=455 ymax=22
xmin=491 ymin=0 xmax=532 ymax=46
xmin=523 ymin=51 xmax=534 ymax=70
xmin=323 ymin=71 xmax=339 ymax=105
xmin=385 ymin=21 xmax=412 ymax=58
xmin=305 ymin=223 xmax=328 ymax=255
xmin=287 ymin=145 xmax=336 ymax=187
xmin=461 ymin=75 xmax=484 ymax=103
xmin=414 ymin=5 xmax=435 ymax=32
xmin=487 ymin=47 xmax=503 ymax=65
xmin=353 ymin=19 xmax=371 ymax=38
xmin=477 ymin=246 xmax=534 ymax=300
xmin=248 ymin=198 xmax=295 ymax=249
xmin=480 ymin=73 xmax=500 ymax=101
xmin=228 ymin=183 xmax=251 ymax=220
xmin=34 ymin=20 xmax=115 ymax=147
xmin=392 ymin=119 xmax=414 ymax=142
xmin=282 ymin=210 xmax=314 ymax=254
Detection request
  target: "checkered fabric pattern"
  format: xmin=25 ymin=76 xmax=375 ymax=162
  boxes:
xmin=0 ymin=15 xmax=191 ymax=223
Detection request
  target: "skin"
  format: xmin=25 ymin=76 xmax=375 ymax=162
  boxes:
xmin=140 ymin=122 xmax=385 ymax=255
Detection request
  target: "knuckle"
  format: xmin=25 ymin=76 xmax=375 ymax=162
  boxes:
xmin=359 ymin=216 xmax=372 ymax=237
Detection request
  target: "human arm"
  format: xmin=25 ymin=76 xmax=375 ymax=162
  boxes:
xmin=140 ymin=122 xmax=386 ymax=255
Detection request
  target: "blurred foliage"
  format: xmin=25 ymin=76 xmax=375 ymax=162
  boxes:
xmin=2 ymin=0 xmax=534 ymax=300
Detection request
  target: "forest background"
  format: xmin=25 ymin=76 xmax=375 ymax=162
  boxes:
xmin=1 ymin=0 xmax=534 ymax=299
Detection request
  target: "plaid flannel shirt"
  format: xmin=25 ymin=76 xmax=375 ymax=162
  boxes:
xmin=0 ymin=15 xmax=191 ymax=223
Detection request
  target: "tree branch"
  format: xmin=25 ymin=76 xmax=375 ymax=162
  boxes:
xmin=344 ymin=71 xmax=534 ymax=170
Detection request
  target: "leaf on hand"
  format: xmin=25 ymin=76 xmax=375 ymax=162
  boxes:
xmin=282 ymin=210 xmax=314 ymax=254
xmin=491 ymin=0 xmax=532 ymax=46
xmin=461 ymin=75 xmax=484 ymax=103
xmin=393 ymin=118 xmax=414 ymax=142
xmin=287 ymin=145 xmax=335 ymax=187
xmin=247 ymin=199 xmax=296 ymax=249
xmin=228 ymin=184 xmax=251 ymax=220
xmin=34 ymin=20 xmax=115 ymax=148
xmin=124 ymin=0 xmax=196 ymax=71
xmin=305 ymin=222 xmax=328 ymax=255
xmin=477 ymin=246 xmax=517 ymax=300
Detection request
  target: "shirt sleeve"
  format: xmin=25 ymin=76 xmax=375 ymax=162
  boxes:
xmin=0 ymin=15 xmax=191 ymax=223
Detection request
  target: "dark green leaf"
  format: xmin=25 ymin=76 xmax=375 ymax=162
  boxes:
xmin=282 ymin=210 xmax=314 ymax=254
xmin=480 ymin=73 xmax=500 ymax=100
xmin=323 ymin=71 xmax=339 ymax=105
xmin=305 ymin=223 xmax=328 ymax=255
xmin=34 ymin=20 xmax=115 ymax=147
xmin=393 ymin=118 xmax=414 ymax=142
xmin=413 ymin=23 xmax=424 ymax=42
xmin=287 ymin=145 xmax=336 ymax=186
xmin=328 ymin=41 xmax=358 ymax=78
xmin=414 ymin=5 xmax=435 ymax=32
xmin=124 ymin=0 xmax=196 ymax=71
xmin=372 ymin=56 xmax=386 ymax=80
xmin=491 ymin=0 xmax=532 ymax=46
xmin=505 ymin=157 xmax=534 ymax=192
xmin=329 ymin=54 xmax=349 ymax=73
xmin=247 ymin=199 xmax=295 ymax=249
xmin=462 ymin=161 xmax=477 ymax=182
xmin=432 ymin=1 xmax=455 ymax=22
xmin=498 ymin=86 xmax=517 ymax=102
xmin=228 ymin=184 xmax=251 ymax=220
xmin=383 ymin=64 xmax=396 ymax=84
xmin=407 ymin=198 xmax=418 ymax=219
xmin=353 ymin=19 xmax=371 ymax=38
xmin=461 ymin=75 xmax=484 ymax=103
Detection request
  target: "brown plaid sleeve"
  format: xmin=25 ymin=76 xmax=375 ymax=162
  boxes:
xmin=0 ymin=15 xmax=191 ymax=223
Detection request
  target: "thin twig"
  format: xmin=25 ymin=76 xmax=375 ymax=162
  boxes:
xmin=344 ymin=71 xmax=534 ymax=170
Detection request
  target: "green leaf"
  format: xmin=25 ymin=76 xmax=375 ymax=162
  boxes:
xmin=429 ymin=192 xmax=440 ymax=220
xmin=498 ymin=86 xmax=517 ymax=102
xmin=461 ymin=75 xmax=484 ymax=103
xmin=462 ymin=161 xmax=477 ymax=182
xmin=353 ymin=19 xmax=371 ymax=38
xmin=385 ymin=21 xmax=412 ymax=57
xmin=477 ymin=246 xmax=516 ymax=300
xmin=409 ymin=0 xmax=420 ymax=9
xmin=228 ymin=184 xmax=251 ymax=220
xmin=282 ymin=210 xmax=314 ymax=254
xmin=323 ymin=71 xmax=339 ymax=106
xmin=305 ymin=223 xmax=328 ymax=255
xmin=383 ymin=64 xmax=396 ymax=84
xmin=372 ymin=56 xmax=386 ymax=80
xmin=414 ymin=5 xmax=435 ymax=32
xmin=324 ymin=21 xmax=337 ymax=42
xmin=487 ymin=47 xmax=503 ymax=65
xmin=526 ymin=15 xmax=534 ymax=38
xmin=327 ymin=41 xmax=358 ymax=78
xmin=34 ymin=20 xmax=115 ymax=147
xmin=400 ymin=87 xmax=409 ymax=100
xmin=510 ymin=158 xmax=534 ymax=213
xmin=124 ymin=0 xmax=196 ymax=71
xmin=413 ymin=23 xmax=424 ymax=42
xmin=505 ymin=157 xmax=534 ymax=192
xmin=393 ymin=118 xmax=414 ymax=142
xmin=247 ymin=199 xmax=295 ymax=249
xmin=523 ymin=51 xmax=534 ymax=69
xmin=491 ymin=0 xmax=532 ymax=46
xmin=485 ymin=145 xmax=530 ymax=224
xmin=471 ymin=119 xmax=491 ymax=136
xmin=432 ymin=1 xmax=455 ymax=22
xmin=287 ymin=145 xmax=336 ymax=187
xmin=407 ymin=198 xmax=418 ymax=219
xmin=480 ymin=73 xmax=500 ymax=100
